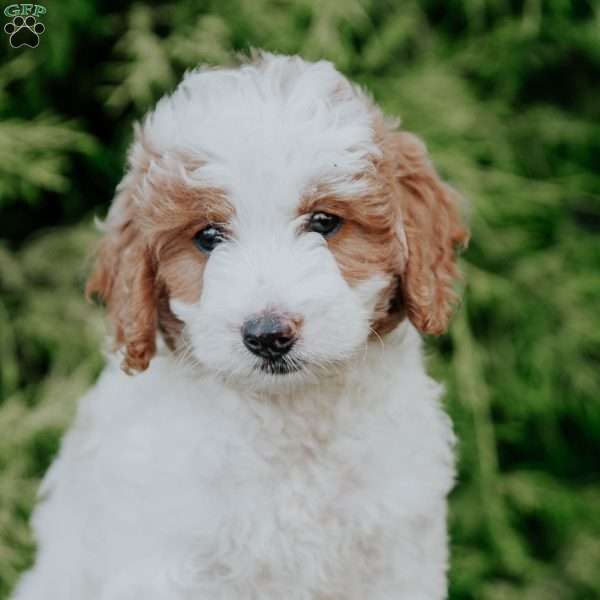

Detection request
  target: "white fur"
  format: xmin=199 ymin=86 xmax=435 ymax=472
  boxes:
xmin=14 ymin=329 xmax=454 ymax=600
xmin=13 ymin=54 xmax=456 ymax=600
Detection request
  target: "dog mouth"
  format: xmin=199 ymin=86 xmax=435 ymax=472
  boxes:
xmin=257 ymin=358 xmax=302 ymax=376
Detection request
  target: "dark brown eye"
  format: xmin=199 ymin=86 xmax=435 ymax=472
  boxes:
xmin=307 ymin=212 xmax=342 ymax=237
xmin=193 ymin=225 xmax=226 ymax=253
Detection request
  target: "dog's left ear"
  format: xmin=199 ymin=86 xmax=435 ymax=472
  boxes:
xmin=384 ymin=129 xmax=469 ymax=335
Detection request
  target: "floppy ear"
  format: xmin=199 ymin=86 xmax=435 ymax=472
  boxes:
xmin=386 ymin=130 xmax=469 ymax=335
xmin=86 ymin=168 xmax=158 ymax=373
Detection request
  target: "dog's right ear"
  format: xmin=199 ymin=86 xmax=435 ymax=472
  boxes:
xmin=86 ymin=143 xmax=158 ymax=374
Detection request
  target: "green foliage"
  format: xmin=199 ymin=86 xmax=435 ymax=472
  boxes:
xmin=0 ymin=1 xmax=599 ymax=598
xmin=0 ymin=227 xmax=104 ymax=597
xmin=0 ymin=55 xmax=94 ymax=206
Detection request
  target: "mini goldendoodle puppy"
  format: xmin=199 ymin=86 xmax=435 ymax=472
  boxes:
xmin=13 ymin=53 xmax=468 ymax=600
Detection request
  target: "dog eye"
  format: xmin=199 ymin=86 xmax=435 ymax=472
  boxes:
xmin=307 ymin=212 xmax=342 ymax=237
xmin=193 ymin=225 xmax=226 ymax=253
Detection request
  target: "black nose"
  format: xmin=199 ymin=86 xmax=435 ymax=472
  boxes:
xmin=242 ymin=313 xmax=297 ymax=359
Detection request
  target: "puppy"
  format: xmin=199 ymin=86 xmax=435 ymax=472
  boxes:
xmin=12 ymin=53 xmax=468 ymax=600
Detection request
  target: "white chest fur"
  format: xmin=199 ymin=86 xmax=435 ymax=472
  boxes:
xmin=16 ymin=327 xmax=455 ymax=600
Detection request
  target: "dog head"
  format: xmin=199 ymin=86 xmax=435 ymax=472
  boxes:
xmin=87 ymin=53 xmax=468 ymax=387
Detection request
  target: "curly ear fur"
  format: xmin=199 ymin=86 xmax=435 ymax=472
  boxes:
xmin=86 ymin=169 xmax=158 ymax=374
xmin=384 ymin=130 xmax=469 ymax=335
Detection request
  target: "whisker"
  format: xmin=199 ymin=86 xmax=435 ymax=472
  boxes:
xmin=369 ymin=326 xmax=386 ymax=352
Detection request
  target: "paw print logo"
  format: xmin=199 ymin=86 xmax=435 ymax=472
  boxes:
xmin=4 ymin=15 xmax=45 ymax=48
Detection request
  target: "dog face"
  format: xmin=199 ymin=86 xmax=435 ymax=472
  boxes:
xmin=87 ymin=54 xmax=468 ymax=386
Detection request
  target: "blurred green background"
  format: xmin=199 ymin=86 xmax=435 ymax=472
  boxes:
xmin=1 ymin=1 xmax=599 ymax=598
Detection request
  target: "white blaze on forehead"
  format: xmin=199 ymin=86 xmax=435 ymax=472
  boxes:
xmin=143 ymin=53 xmax=380 ymax=213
